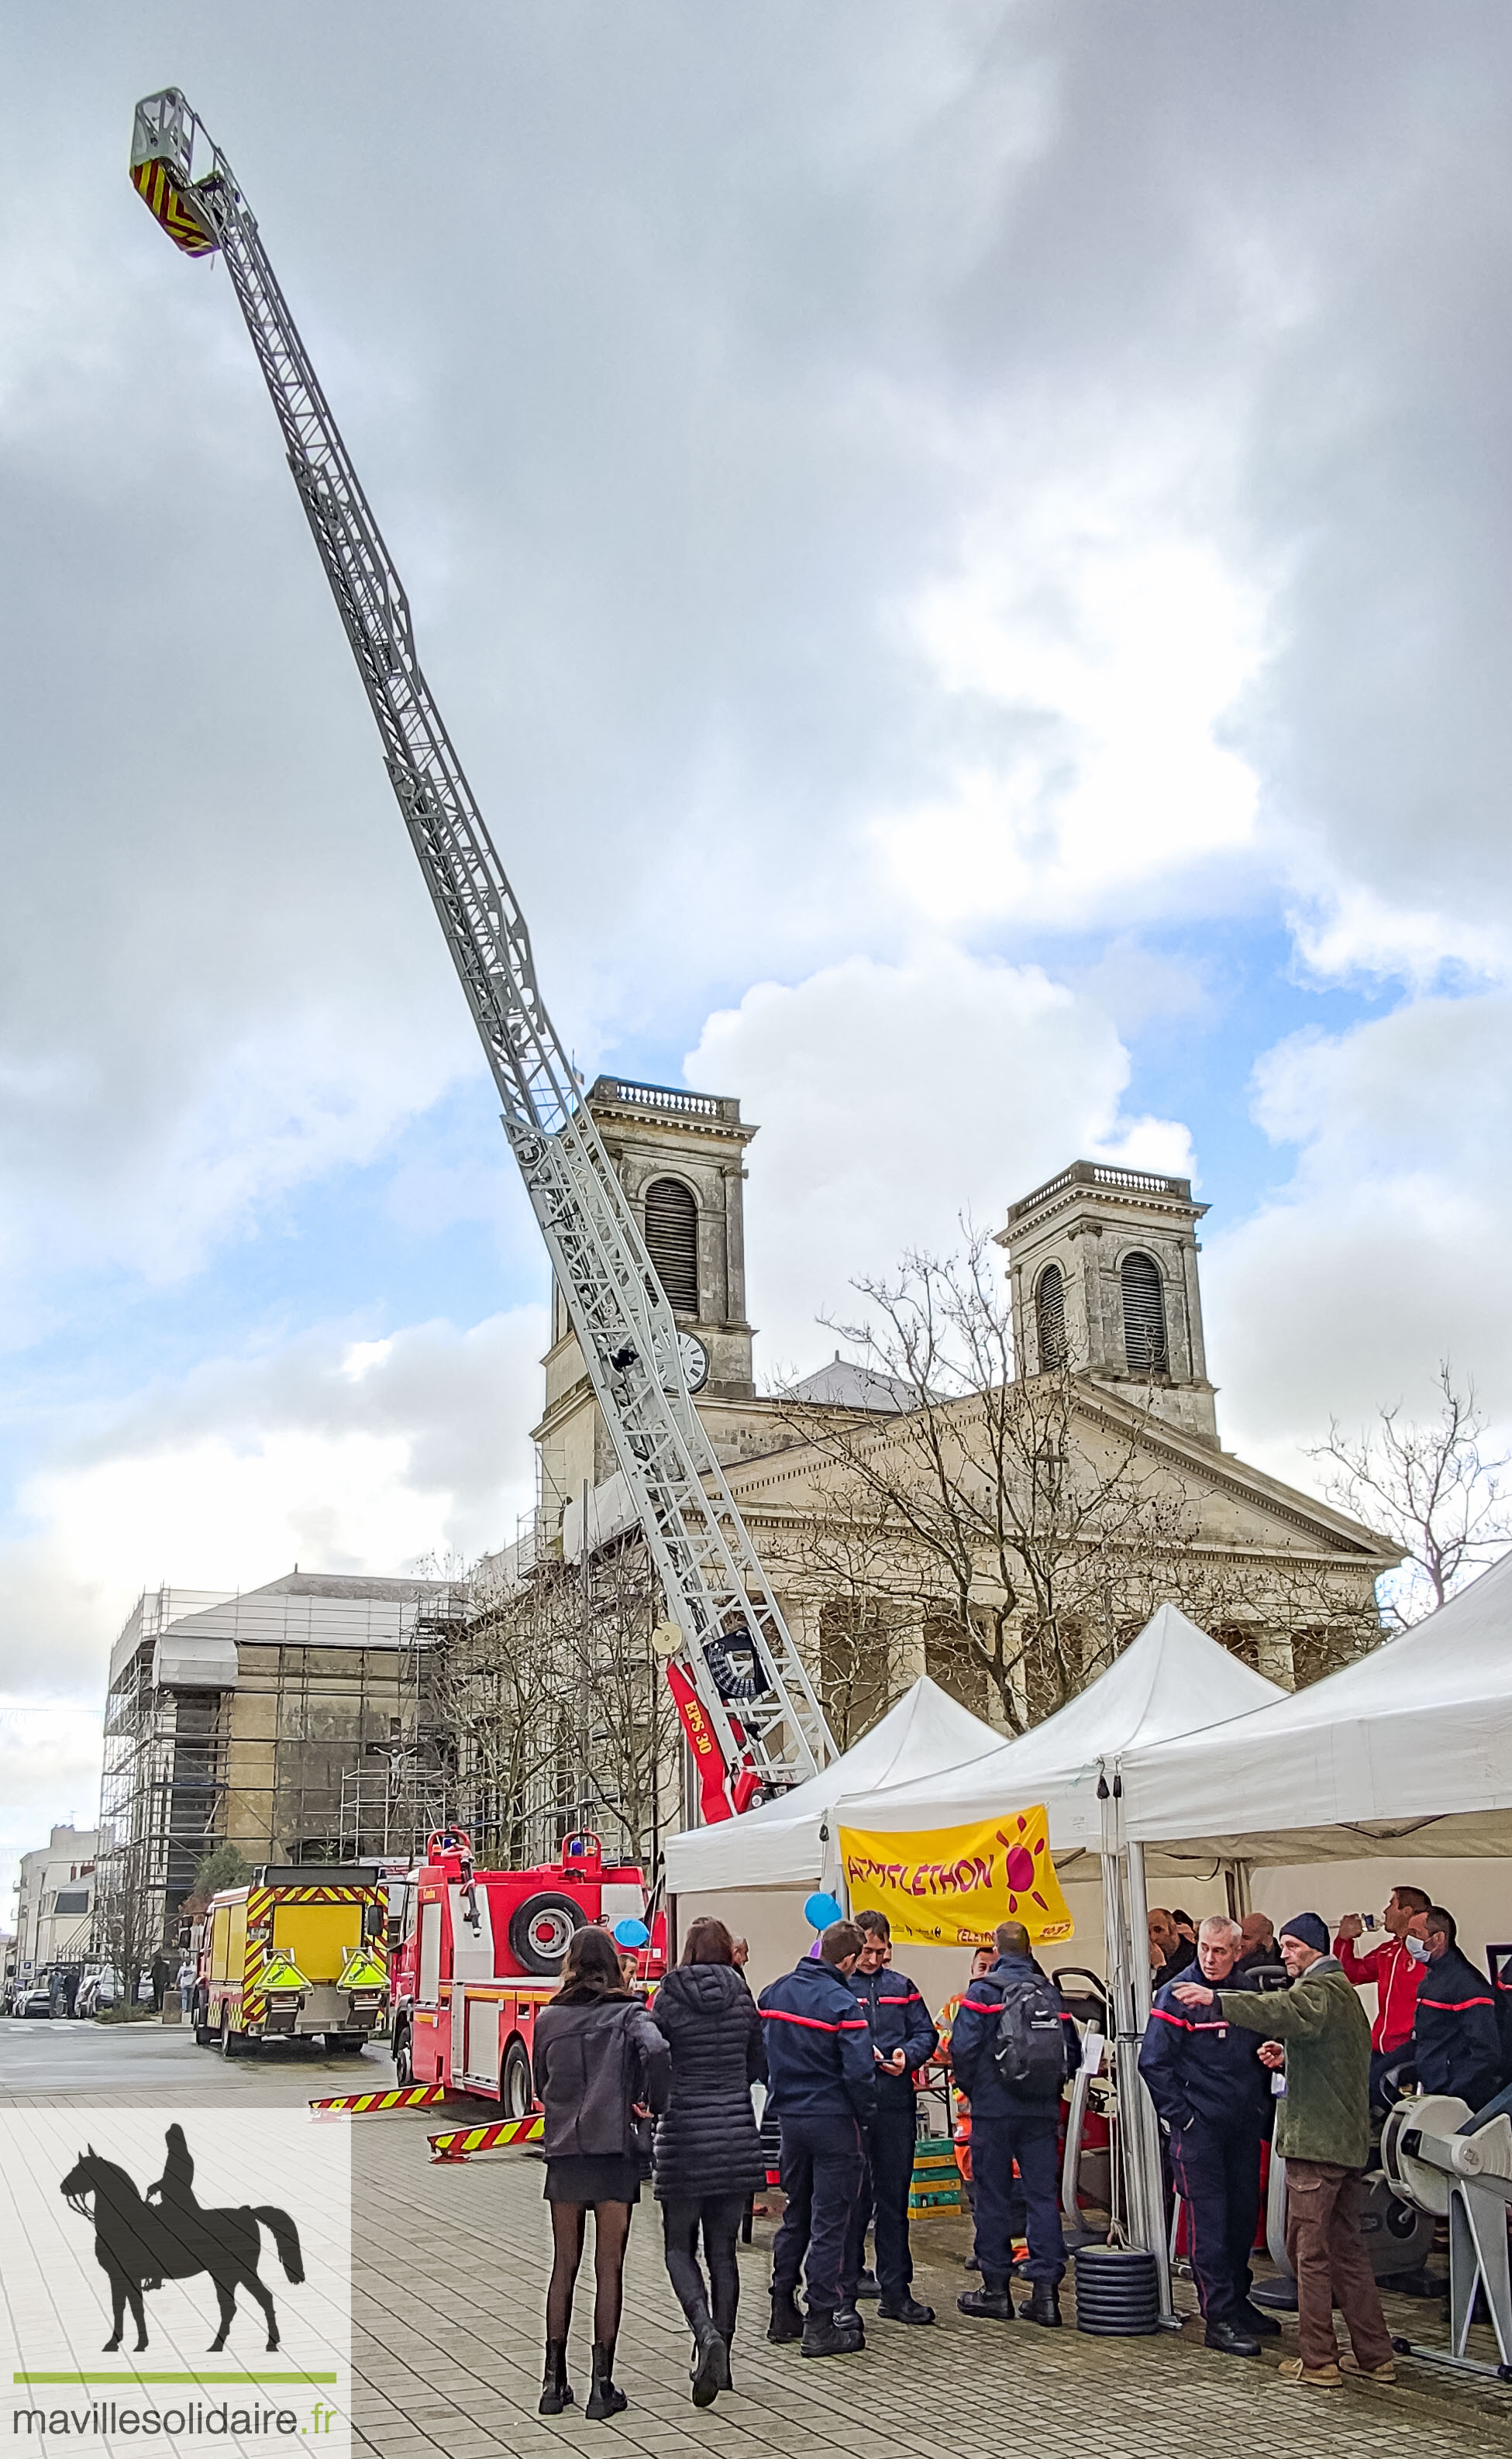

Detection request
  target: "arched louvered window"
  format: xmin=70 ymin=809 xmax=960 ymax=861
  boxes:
xmin=1121 ymin=1250 xmax=1168 ymax=1372
xmin=1035 ymin=1263 xmax=1067 ymax=1369
xmin=644 ymin=1177 xmax=699 ymax=1315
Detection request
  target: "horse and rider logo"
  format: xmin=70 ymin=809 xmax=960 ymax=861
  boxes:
xmin=60 ymin=2124 xmax=304 ymax=2353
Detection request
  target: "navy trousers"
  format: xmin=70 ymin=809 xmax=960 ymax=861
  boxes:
xmin=1169 ymin=2117 xmax=1262 ymax=2322
xmin=771 ymin=2111 xmax=865 ymax=2314
xmin=841 ymin=2111 xmax=916 ymax=2302
xmin=970 ymin=2113 xmax=1063 ymax=2285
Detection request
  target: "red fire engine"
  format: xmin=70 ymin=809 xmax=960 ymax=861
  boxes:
xmin=389 ymin=1828 xmax=665 ymax=2110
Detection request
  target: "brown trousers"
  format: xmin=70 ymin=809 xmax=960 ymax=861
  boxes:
xmin=1284 ymin=2159 xmax=1394 ymax=2372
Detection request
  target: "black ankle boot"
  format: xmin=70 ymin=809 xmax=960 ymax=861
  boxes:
xmin=1022 ymin=2280 xmax=1062 ymax=2328
xmin=584 ymin=2342 xmax=626 ymax=2420
xmin=958 ymin=2275 xmax=1014 ymax=2320
xmin=538 ymin=2340 xmax=573 ymax=2416
xmin=689 ymin=2311 xmax=728 ymax=2408
xmin=768 ymin=2287 xmax=804 ymax=2344
xmin=801 ymin=2308 xmax=864 ymax=2358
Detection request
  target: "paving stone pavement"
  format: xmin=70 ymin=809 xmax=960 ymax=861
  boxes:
xmin=5 ymin=2025 xmax=1509 ymax=2459
xmin=346 ymin=2124 xmax=1512 ymax=2459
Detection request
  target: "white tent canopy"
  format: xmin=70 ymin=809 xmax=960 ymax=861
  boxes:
xmin=830 ymin=1605 xmax=1284 ymax=1871
xmin=663 ymin=1675 xmax=1000 ymax=1895
xmin=1120 ymin=1550 xmax=1512 ymax=1863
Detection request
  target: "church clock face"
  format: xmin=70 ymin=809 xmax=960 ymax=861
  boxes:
xmin=677 ymin=1331 xmax=710 ymax=1393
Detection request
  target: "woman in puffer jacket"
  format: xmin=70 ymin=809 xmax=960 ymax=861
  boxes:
xmin=533 ymin=1925 xmax=670 ymax=2422
xmin=650 ymin=1917 xmax=767 ymax=2406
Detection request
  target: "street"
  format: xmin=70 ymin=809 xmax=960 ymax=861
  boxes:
xmin=3 ymin=2016 xmax=1509 ymax=2459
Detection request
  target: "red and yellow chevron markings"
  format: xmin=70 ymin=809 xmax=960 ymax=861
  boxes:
xmin=309 ymin=2085 xmax=449 ymax=2116
xmin=429 ymin=2113 xmax=544 ymax=2164
xmin=130 ymin=157 xmax=218 ymax=257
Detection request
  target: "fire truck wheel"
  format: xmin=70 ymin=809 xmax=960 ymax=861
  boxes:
xmin=508 ymin=1891 xmax=585 ymax=1977
xmin=501 ymin=2037 xmax=532 ymax=2117
xmin=219 ymin=2007 xmax=246 ymax=2059
xmin=393 ymin=2023 xmax=414 ymax=2086
xmin=193 ymin=1992 xmax=214 ymax=2047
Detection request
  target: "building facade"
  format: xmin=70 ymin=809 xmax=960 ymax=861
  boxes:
xmin=516 ymin=1103 xmax=1398 ymax=1747
xmin=11 ymin=1825 xmax=98 ymax=1985
xmin=100 ymin=1572 xmax=456 ymax=1948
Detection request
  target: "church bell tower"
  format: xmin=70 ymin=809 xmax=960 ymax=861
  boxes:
xmin=997 ymin=1160 xmax=1218 ymax=1445
xmin=533 ymin=1077 xmax=758 ymax=1518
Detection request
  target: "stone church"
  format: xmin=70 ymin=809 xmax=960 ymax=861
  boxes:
xmin=528 ymin=1076 xmax=1397 ymax=1744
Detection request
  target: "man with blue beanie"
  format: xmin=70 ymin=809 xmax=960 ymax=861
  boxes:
xmin=1176 ymin=1912 xmax=1394 ymax=2390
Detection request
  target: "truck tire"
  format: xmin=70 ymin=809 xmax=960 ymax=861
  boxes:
xmin=501 ymin=2037 xmax=532 ymax=2117
xmin=194 ymin=1991 xmax=215 ymax=2047
xmin=393 ymin=2023 xmax=414 ymax=2087
xmin=219 ymin=2007 xmax=245 ymax=2060
xmin=508 ymin=1892 xmax=585 ymax=1977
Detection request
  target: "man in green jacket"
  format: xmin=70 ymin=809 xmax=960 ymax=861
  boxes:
xmin=1174 ymin=1912 xmax=1395 ymax=2390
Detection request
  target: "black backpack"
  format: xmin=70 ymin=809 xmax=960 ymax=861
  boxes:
xmin=990 ymin=1968 xmax=1069 ymax=2099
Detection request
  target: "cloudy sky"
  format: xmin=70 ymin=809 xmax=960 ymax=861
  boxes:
xmin=5 ymin=2 xmax=1512 ymax=1899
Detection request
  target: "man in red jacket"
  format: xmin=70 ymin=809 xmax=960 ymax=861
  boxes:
xmin=1334 ymin=1886 xmax=1431 ymax=2110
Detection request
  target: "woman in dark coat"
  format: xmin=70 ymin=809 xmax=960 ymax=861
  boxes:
xmin=533 ymin=1925 xmax=670 ymax=2421
xmin=650 ymin=1917 xmax=766 ymax=2406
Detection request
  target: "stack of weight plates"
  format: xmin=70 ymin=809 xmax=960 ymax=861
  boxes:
xmin=1073 ymin=2245 xmax=1159 ymax=2334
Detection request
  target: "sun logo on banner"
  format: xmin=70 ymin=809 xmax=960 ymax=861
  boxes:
xmin=997 ymin=1812 xmax=1054 ymax=1919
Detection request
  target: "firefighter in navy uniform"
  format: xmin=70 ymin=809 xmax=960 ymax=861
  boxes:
xmin=758 ymin=1922 xmax=875 ymax=2359
xmin=836 ymin=1910 xmax=939 ymax=2330
xmin=1411 ymin=1908 xmax=1505 ymax=2113
xmin=948 ymin=1920 xmax=1078 ymax=2327
xmin=1138 ymin=1913 xmax=1274 ymax=2356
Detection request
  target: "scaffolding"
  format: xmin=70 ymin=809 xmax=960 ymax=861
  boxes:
xmin=98 ymin=1587 xmax=233 ymax=1954
xmin=98 ymin=1574 xmax=461 ymax=1950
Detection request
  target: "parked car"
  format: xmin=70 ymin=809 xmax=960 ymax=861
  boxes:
xmin=15 ymin=1982 xmax=53 ymax=2019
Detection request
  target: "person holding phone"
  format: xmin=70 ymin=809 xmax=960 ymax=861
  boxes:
xmin=837 ymin=1910 xmax=939 ymax=2330
xmin=1334 ymin=1886 xmax=1431 ymax=2109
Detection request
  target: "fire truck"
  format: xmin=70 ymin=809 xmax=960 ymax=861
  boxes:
xmin=388 ymin=1829 xmax=666 ymax=2112
xmin=193 ymin=1865 xmax=389 ymax=2055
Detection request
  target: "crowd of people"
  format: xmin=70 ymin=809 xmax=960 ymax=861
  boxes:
xmin=1139 ymin=1884 xmax=1512 ymax=2388
xmin=526 ymin=1881 xmax=1511 ymax=2417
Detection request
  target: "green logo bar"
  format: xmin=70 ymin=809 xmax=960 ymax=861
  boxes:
xmin=14 ymin=2373 xmax=339 ymax=2385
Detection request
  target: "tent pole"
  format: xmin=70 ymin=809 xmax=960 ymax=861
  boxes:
xmin=1097 ymin=1786 xmax=1137 ymax=2242
xmin=1121 ymin=1835 xmax=1178 ymax=2325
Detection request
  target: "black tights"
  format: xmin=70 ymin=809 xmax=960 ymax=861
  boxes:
xmin=546 ymin=2201 xmax=632 ymax=2347
xmin=660 ymin=2193 xmax=746 ymax=2339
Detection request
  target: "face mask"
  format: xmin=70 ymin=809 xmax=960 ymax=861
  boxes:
xmin=1405 ymin=1937 xmax=1431 ymax=1963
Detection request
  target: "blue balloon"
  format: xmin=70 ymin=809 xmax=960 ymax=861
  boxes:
xmin=613 ymin=1917 xmax=650 ymax=1949
xmin=803 ymin=1891 xmax=845 ymax=1932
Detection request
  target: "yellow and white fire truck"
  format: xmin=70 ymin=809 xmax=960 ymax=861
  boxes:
xmin=193 ymin=1864 xmax=388 ymax=2057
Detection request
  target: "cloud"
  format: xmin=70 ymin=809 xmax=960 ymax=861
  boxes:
xmin=0 ymin=1306 xmax=547 ymax=1705
xmin=1205 ymin=990 xmax=1512 ymax=1475
xmin=686 ymin=942 xmax=1193 ymax=1370
xmin=0 ymin=1705 xmax=105 ymax=1936
xmin=874 ymin=418 xmax=1267 ymax=931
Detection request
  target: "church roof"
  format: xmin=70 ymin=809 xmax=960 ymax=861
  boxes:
xmin=782 ymin=1357 xmax=918 ymax=1413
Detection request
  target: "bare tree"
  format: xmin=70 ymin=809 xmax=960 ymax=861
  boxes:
xmin=779 ymin=1233 xmax=1380 ymax=1725
xmin=180 ymin=1841 xmax=252 ymax=1924
xmin=92 ymin=1836 xmax=155 ymax=2017
xmin=1308 ymin=1362 xmax=1512 ymax=1626
xmin=429 ymin=1540 xmax=680 ymax=1872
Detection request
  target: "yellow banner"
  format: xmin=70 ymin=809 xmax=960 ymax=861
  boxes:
xmin=837 ymin=1805 xmax=1073 ymax=1950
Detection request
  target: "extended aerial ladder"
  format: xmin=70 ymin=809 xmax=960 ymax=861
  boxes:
xmin=129 ymin=89 xmax=834 ymax=1817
